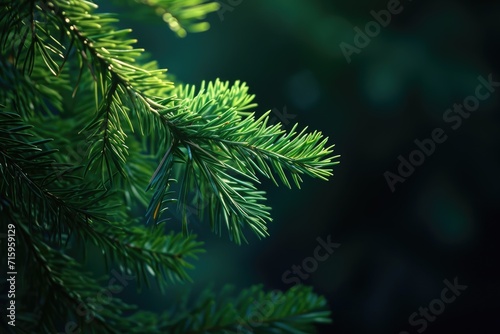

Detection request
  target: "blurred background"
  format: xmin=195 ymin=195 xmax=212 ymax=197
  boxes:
xmin=104 ymin=0 xmax=500 ymax=333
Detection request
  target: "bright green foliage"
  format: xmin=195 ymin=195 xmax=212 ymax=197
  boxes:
xmin=0 ymin=0 xmax=339 ymax=333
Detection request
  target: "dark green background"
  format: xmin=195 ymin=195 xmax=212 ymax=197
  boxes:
xmin=105 ymin=1 xmax=500 ymax=333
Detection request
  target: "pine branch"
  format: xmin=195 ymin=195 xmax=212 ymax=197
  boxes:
xmin=13 ymin=216 xmax=140 ymax=333
xmin=90 ymin=222 xmax=204 ymax=290
xmin=0 ymin=0 xmax=37 ymax=74
xmin=107 ymin=0 xmax=220 ymax=37
xmin=0 ymin=55 xmax=67 ymax=117
xmin=0 ymin=200 xmax=135 ymax=333
xmin=0 ymin=108 xmax=202 ymax=289
xmin=4 ymin=0 xmax=173 ymax=184
xmin=146 ymin=80 xmax=339 ymax=243
xmin=3 ymin=200 xmax=200 ymax=333
xmin=0 ymin=109 xmax=104 ymax=236
xmin=171 ymin=80 xmax=339 ymax=187
xmin=161 ymin=285 xmax=331 ymax=333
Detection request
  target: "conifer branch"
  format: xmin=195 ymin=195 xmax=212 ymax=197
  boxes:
xmin=161 ymin=285 xmax=331 ymax=333
xmin=0 ymin=108 xmax=202 ymax=289
xmin=108 ymin=0 xmax=220 ymax=37
xmin=146 ymin=80 xmax=339 ymax=242
xmin=16 ymin=219 xmax=133 ymax=333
